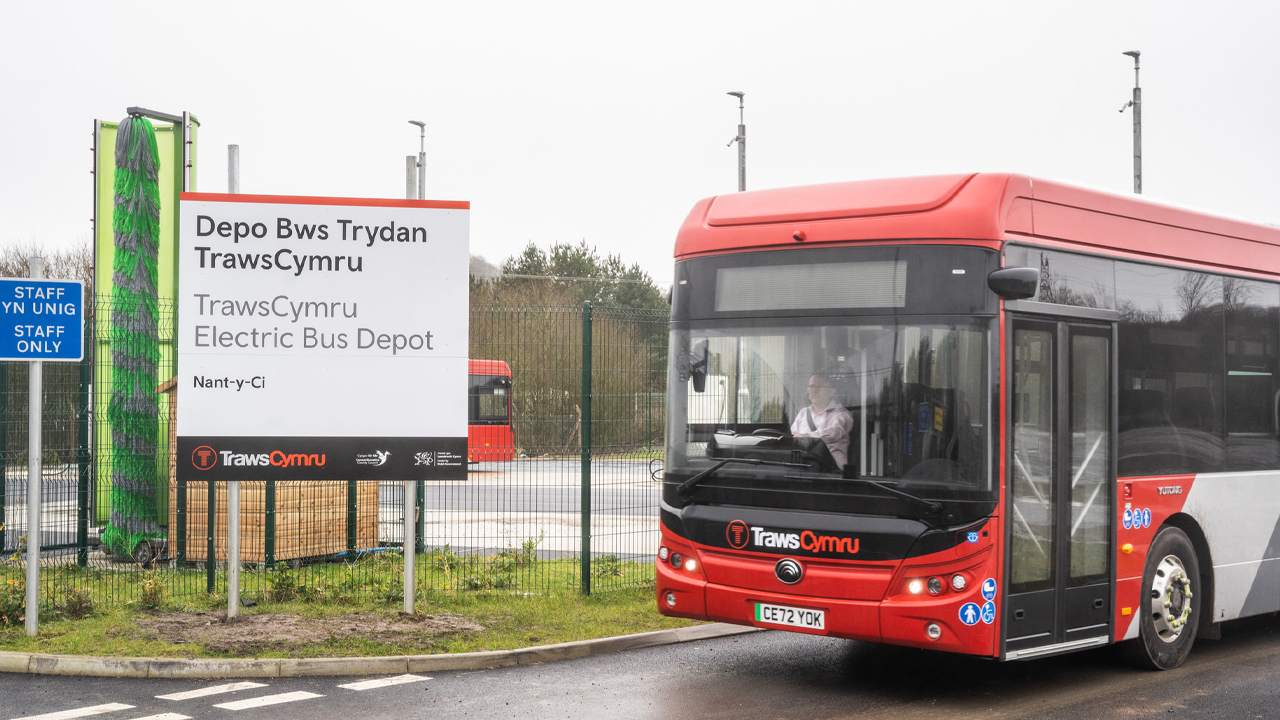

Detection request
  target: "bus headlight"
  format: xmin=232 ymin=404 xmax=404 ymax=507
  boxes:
xmin=951 ymin=574 xmax=967 ymax=591
xmin=908 ymin=579 xmax=924 ymax=594
xmin=927 ymin=577 xmax=944 ymax=595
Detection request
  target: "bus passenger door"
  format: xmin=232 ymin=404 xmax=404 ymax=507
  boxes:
xmin=1004 ymin=317 xmax=1114 ymax=659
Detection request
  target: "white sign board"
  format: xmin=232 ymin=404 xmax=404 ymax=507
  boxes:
xmin=176 ymin=193 xmax=469 ymax=481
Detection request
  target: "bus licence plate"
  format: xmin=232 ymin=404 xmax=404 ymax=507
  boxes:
xmin=754 ymin=603 xmax=825 ymax=630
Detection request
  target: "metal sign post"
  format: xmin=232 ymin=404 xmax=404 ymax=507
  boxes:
xmin=25 ymin=259 xmax=43 ymax=636
xmin=1 ymin=260 xmax=84 ymax=636
xmin=227 ymin=478 xmax=240 ymax=619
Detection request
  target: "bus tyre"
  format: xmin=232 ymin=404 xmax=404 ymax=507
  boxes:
xmin=1126 ymin=526 xmax=1200 ymax=670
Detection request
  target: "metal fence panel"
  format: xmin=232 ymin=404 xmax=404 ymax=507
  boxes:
xmin=0 ymin=300 xmax=668 ymax=612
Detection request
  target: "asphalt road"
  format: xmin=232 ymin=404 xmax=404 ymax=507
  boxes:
xmin=5 ymin=614 xmax=1280 ymax=720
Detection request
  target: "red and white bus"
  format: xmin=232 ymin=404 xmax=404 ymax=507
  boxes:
xmin=658 ymin=173 xmax=1280 ymax=669
xmin=468 ymin=359 xmax=514 ymax=462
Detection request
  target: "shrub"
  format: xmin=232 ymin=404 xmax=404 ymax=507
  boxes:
xmin=52 ymin=584 xmax=94 ymax=620
xmin=137 ymin=570 xmax=164 ymax=610
xmin=0 ymin=578 xmax=23 ymax=626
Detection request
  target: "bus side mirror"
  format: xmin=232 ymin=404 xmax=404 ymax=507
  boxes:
xmin=690 ymin=340 xmax=708 ymax=393
xmin=988 ymin=267 xmax=1040 ymax=300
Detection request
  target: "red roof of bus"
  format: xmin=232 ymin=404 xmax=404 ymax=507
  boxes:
xmin=468 ymin=359 xmax=511 ymax=376
xmin=674 ymin=173 xmax=1280 ymax=277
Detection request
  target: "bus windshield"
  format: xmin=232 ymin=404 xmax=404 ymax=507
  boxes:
xmin=666 ymin=316 xmax=995 ymax=523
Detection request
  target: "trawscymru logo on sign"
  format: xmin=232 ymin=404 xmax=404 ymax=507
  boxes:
xmin=190 ymin=446 xmax=327 ymax=469
xmin=192 ymin=446 xmax=218 ymax=470
xmin=727 ymin=521 xmax=859 ymax=555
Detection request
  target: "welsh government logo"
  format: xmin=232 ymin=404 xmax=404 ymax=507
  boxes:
xmin=726 ymin=520 xmax=750 ymax=549
xmin=192 ymin=446 xmax=218 ymax=470
xmin=414 ymin=451 xmax=435 ymax=466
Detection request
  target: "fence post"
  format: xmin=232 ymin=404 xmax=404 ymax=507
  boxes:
xmin=206 ymin=478 xmax=216 ymax=594
xmin=265 ymin=479 xmax=276 ymax=569
xmin=76 ymin=325 xmax=90 ymax=568
xmin=646 ymin=391 xmax=652 ymax=451
xmin=346 ymin=478 xmax=357 ymax=561
xmin=176 ymin=474 xmax=187 ymax=564
xmin=415 ymin=478 xmax=425 ymax=555
xmin=404 ymin=479 xmax=415 ymax=614
xmin=580 ymin=301 xmax=592 ymax=596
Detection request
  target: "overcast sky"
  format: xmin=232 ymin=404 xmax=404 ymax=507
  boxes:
xmin=4 ymin=1 xmax=1278 ymax=285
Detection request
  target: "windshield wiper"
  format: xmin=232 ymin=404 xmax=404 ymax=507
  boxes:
xmin=785 ymin=474 xmax=944 ymax=519
xmin=676 ymin=458 xmax=808 ymax=498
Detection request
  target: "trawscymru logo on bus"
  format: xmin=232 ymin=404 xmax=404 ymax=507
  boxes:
xmin=190 ymin=446 xmax=327 ymax=469
xmin=727 ymin=521 xmax=859 ymax=555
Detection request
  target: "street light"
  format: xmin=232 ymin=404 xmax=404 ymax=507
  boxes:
xmin=1119 ymin=51 xmax=1141 ymax=194
xmin=408 ymin=120 xmax=426 ymax=200
xmin=726 ymin=92 xmax=745 ymax=192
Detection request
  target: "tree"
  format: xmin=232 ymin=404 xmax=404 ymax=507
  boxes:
xmin=469 ymin=254 xmax=501 ymax=286
xmin=496 ymin=240 xmax=667 ymax=311
xmin=0 ymin=236 xmax=94 ymax=297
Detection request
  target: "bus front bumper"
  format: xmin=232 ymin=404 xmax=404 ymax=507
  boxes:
xmin=658 ymin=560 xmax=997 ymax=656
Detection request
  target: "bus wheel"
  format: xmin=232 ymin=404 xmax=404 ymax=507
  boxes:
xmin=1127 ymin=526 xmax=1200 ymax=670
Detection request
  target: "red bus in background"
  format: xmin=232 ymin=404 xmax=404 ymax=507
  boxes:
xmin=660 ymin=173 xmax=1280 ymax=669
xmin=468 ymin=359 xmax=514 ymax=462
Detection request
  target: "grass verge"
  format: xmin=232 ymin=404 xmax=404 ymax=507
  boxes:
xmin=0 ymin=553 xmax=701 ymax=659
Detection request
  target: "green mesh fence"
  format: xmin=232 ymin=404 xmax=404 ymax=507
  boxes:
xmin=2 ymin=302 xmax=669 ymax=609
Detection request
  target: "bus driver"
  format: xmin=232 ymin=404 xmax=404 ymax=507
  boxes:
xmin=790 ymin=374 xmax=854 ymax=470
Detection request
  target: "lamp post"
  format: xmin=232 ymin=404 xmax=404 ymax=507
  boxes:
xmin=408 ymin=120 xmax=426 ymax=200
xmin=1119 ymin=51 xmax=1141 ymax=194
xmin=726 ymin=92 xmax=745 ymax=192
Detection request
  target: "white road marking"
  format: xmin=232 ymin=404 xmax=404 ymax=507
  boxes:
xmin=12 ymin=704 xmax=134 ymax=720
xmin=212 ymin=692 xmax=324 ymax=711
xmin=156 ymin=683 xmax=268 ymax=701
xmin=337 ymin=674 xmax=432 ymax=691
xmin=128 ymin=714 xmax=192 ymax=720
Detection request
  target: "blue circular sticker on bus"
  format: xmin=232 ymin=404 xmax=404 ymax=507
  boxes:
xmin=981 ymin=578 xmax=997 ymax=601
xmin=1142 ymin=508 xmax=1152 ymax=528
xmin=981 ymin=601 xmax=996 ymax=624
xmin=1122 ymin=509 xmax=1133 ymax=529
xmin=959 ymin=602 xmax=981 ymax=626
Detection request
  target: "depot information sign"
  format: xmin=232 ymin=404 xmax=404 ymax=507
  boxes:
xmin=176 ymin=193 xmax=469 ymax=481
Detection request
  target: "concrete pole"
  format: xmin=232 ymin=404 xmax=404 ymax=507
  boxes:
xmin=727 ymin=92 xmax=746 ymax=192
xmin=738 ymin=121 xmax=746 ymax=193
xmin=1133 ymin=69 xmax=1142 ymax=195
xmin=1121 ymin=51 xmax=1142 ymax=194
xmin=228 ymin=145 xmax=240 ymax=194
xmin=404 ymin=480 xmax=416 ymax=613
xmin=417 ymin=149 xmax=426 ymax=201
xmin=26 ymin=257 xmax=44 ymax=637
xmin=406 ymin=156 xmax=417 ymax=200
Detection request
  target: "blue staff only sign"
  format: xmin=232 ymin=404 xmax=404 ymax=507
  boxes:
xmin=0 ymin=278 xmax=84 ymax=362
